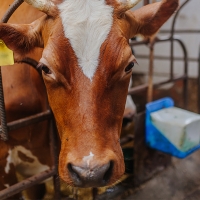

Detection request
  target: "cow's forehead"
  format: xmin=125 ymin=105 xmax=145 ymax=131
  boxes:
xmin=57 ymin=0 xmax=114 ymax=80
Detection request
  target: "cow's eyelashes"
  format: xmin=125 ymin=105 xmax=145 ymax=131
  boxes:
xmin=37 ymin=63 xmax=52 ymax=75
xmin=125 ymin=62 xmax=134 ymax=73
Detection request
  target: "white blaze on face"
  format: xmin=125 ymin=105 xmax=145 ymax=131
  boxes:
xmin=83 ymin=152 xmax=94 ymax=167
xmin=117 ymin=0 xmax=141 ymax=7
xmin=58 ymin=0 xmax=113 ymax=80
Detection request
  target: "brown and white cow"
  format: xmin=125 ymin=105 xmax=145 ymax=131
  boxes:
xmin=0 ymin=0 xmax=179 ymax=193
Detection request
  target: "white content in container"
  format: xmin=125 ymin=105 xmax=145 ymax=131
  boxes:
xmin=151 ymin=107 xmax=200 ymax=152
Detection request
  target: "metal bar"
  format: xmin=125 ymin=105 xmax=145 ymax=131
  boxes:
xmin=3 ymin=110 xmax=52 ymax=133
xmin=130 ymin=36 xmax=188 ymax=107
xmin=92 ymin=188 xmax=98 ymax=200
xmin=129 ymin=39 xmax=149 ymax=47
xmin=147 ymin=45 xmax=154 ymax=102
xmin=175 ymin=38 xmax=188 ymax=109
xmin=120 ymin=134 xmax=134 ymax=145
xmin=1 ymin=0 xmax=24 ymax=23
xmin=160 ymin=30 xmax=200 ymax=34
xmin=129 ymin=12 xmax=189 ymax=107
xmin=128 ymin=75 xmax=187 ymax=95
xmin=129 ymin=36 xmax=180 ymax=47
xmin=0 ymin=0 xmax=25 ymax=141
xmin=155 ymin=37 xmax=188 ymax=108
xmin=154 ymin=75 xmax=187 ymax=88
xmin=170 ymin=0 xmax=190 ymax=79
xmin=128 ymin=83 xmax=148 ymax=94
xmin=198 ymin=45 xmax=200 ymax=114
xmin=0 ymin=68 xmax=8 ymax=141
xmin=134 ymin=55 xmax=198 ymax=63
xmin=50 ymin=119 xmax=61 ymax=199
xmin=0 ymin=168 xmax=56 ymax=200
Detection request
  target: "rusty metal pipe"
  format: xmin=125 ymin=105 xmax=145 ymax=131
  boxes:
xmin=1 ymin=110 xmax=52 ymax=133
xmin=120 ymin=134 xmax=134 ymax=145
xmin=176 ymin=38 xmax=188 ymax=109
xmin=135 ymin=55 xmax=198 ymax=62
xmin=1 ymin=0 xmax=24 ymax=23
xmin=161 ymin=30 xmax=200 ymax=34
xmin=129 ymin=39 xmax=149 ymax=47
xmin=0 ymin=168 xmax=56 ymax=200
xmin=147 ymin=45 xmax=154 ymax=102
xmin=128 ymin=83 xmax=148 ymax=94
xmin=128 ymin=75 xmax=187 ymax=95
xmin=0 ymin=68 xmax=7 ymax=141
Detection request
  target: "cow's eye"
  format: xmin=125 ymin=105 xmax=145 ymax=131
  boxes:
xmin=37 ymin=63 xmax=52 ymax=74
xmin=125 ymin=62 xmax=134 ymax=72
xmin=41 ymin=65 xmax=51 ymax=74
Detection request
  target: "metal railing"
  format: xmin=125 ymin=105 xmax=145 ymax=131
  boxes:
xmin=0 ymin=0 xmax=60 ymax=199
xmin=128 ymin=0 xmax=195 ymax=111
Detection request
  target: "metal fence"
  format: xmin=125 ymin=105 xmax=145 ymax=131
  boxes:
xmin=0 ymin=0 xmax=198 ymax=199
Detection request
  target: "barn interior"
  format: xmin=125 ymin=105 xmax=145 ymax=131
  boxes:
xmin=1 ymin=0 xmax=200 ymax=199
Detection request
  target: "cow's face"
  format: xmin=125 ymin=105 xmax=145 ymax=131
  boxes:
xmin=39 ymin=1 xmax=136 ymax=187
xmin=0 ymin=0 xmax=179 ymax=187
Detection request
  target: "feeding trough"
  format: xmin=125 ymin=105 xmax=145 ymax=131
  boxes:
xmin=146 ymin=97 xmax=200 ymax=158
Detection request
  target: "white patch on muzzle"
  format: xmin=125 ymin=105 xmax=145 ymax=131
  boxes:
xmin=58 ymin=0 xmax=113 ymax=80
xmin=83 ymin=152 xmax=94 ymax=167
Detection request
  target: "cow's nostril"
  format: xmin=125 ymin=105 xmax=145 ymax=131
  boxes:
xmin=67 ymin=161 xmax=113 ymax=187
xmin=67 ymin=163 xmax=82 ymax=185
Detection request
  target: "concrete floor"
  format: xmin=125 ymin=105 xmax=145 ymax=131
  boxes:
xmin=125 ymin=150 xmax=200 ymax=200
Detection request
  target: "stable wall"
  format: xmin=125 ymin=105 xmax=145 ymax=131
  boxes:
xmin=132 ymin=0 xmax=200 ymax=81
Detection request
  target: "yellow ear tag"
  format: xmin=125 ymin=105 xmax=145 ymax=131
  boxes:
xmin=0 ymin=39 xmax=14 ymax=66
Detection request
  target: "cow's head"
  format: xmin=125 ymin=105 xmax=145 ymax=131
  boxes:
xmin=0 ymin=0 xmax=178 ymax=187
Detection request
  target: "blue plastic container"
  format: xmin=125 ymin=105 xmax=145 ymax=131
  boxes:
xmin=146 ymin=97 xmax=200 ymax=158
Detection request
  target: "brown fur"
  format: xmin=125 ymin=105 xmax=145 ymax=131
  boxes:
xmin=0 ymin=0 xmax=179 ymax=193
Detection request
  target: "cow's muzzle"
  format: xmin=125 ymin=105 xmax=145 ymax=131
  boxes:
xmin=67 ymin=161 xmax=113 ymax=187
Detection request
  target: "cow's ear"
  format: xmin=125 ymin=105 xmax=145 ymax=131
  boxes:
xmin=126 ymin=0 xmax=179 ymax=38
xmin=0 ymin=17 xmax=44 ymax=62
